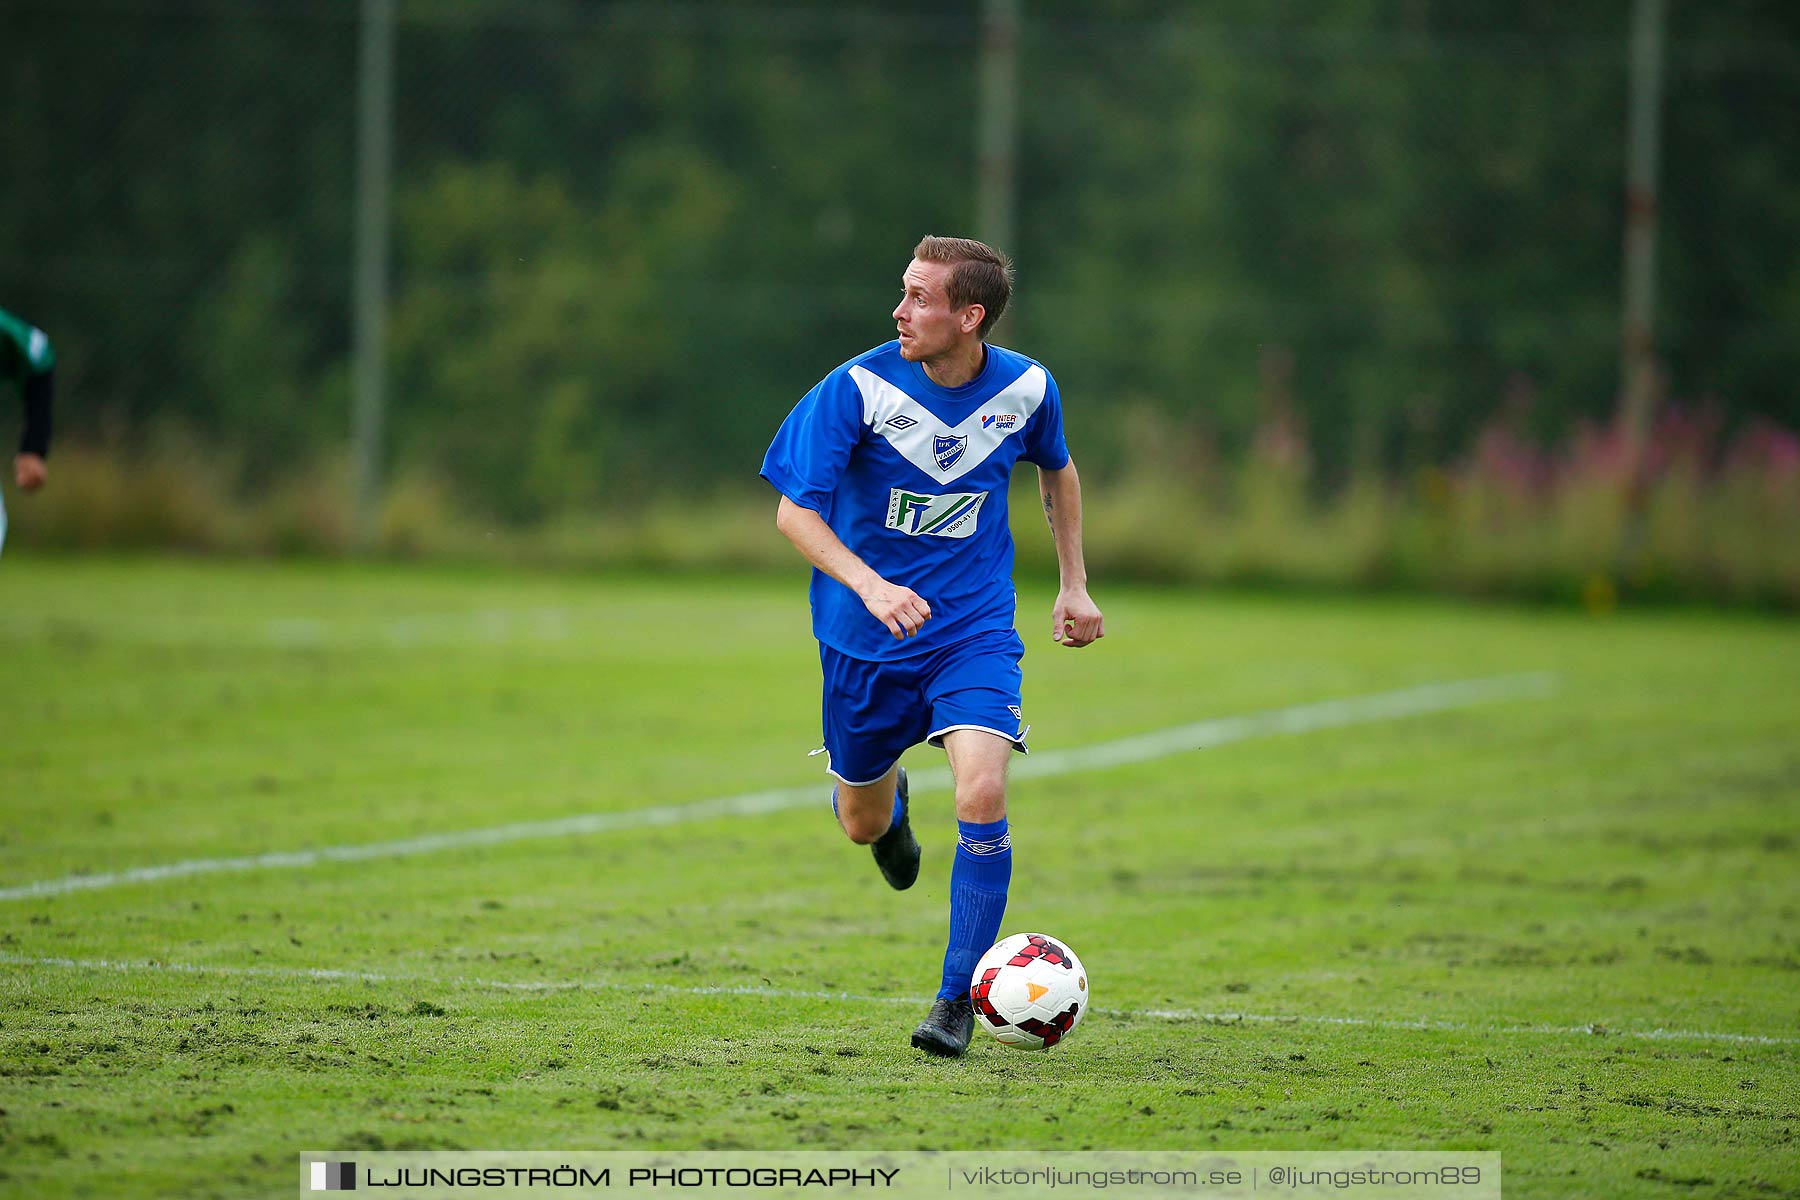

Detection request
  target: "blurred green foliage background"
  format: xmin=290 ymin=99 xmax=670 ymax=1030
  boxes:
xmin=4 ymin=1 xmax=1797 ymax=603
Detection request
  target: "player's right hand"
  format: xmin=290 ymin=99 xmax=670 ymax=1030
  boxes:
xmin=14 ymin=453 xmax=47 ymax=491
xmin=862 ymin=581 xmax=932 ymax=640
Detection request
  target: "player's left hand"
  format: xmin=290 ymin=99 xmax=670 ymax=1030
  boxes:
xmin=1052 ymin=588 xmax=1104 ymax=647
xmin=14 ymin=453 xmax=47 ymax=491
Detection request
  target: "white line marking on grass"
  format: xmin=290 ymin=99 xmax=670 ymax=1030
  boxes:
xmin=0 ymin=673 xmax=1557 ymax=903
xmin=4 ymin=609 xmax=581 ymax=650
xmin=1128 ymin=1008 xmax=1800 ymax=1046
xmin=0 ymin=787 xmax=836 ymax=903
xmin=1008 ymin=671 xmax=1557 ymax=783
xmin=4 ymin=952 xmax=1792 ymax=1048
xmin=267 ymin=608 xmax=576 ymax=648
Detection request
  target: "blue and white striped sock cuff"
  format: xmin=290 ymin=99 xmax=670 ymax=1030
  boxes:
xmin=958 ymin=831 xmax=1012 ymax=856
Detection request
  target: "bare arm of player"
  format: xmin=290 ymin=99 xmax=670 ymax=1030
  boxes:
xmin=1037 ymin=460 xmax=1104 ymax=647
xmin=774 ymin=495 xmax=933 ymax=640
xmin=14 ymin=453 xmax=47 ymax=491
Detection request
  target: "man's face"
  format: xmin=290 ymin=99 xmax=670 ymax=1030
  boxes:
xmin=892 ymin=258 xmax=978 ymax=362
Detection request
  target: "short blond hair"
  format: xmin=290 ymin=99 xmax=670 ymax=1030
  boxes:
xmin=913 ymin=235 xmax=1013 ymax=338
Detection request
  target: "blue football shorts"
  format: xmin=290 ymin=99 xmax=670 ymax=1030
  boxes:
xmin=817 ymin=627 xmax=1029 ymax=786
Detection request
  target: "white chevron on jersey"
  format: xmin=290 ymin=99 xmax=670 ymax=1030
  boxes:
xmin=849 ymin=363 xmax=1049 ymax=485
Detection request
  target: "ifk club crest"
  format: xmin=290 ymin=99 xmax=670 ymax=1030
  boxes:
xmin=933 ymin=433 xmax=968 ymax=471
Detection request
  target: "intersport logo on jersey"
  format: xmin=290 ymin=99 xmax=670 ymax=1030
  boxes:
xmin=885 ymin=488 xmax=988 ymax=538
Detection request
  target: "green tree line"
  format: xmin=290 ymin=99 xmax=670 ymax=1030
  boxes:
xmin=5 ymin=0 xmax=1798 ymax=524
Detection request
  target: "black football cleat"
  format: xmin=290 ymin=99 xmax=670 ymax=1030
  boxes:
xmin=870 ymin=767 xmax=920 ymax=891
xmin=910 ymin=994 xmax=975 ymax=1057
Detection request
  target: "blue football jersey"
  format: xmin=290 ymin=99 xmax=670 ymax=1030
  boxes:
xmin=761 ymin=340 xmax=1070 ymax=661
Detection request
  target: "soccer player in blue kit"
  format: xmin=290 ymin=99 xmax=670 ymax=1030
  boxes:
xmin=761 ymin=236 xmax=1104 ymax=1056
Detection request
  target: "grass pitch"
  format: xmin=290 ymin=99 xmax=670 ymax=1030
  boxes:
xmin=1 ymin=556 xmax=1796 ymax=1198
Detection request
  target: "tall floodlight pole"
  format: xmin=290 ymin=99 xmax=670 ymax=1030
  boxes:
xmin=977 ymin=0 xmax=1020 ymax=256
xmin=352 ymin=0 xmax=396 ymax=551
xmin=1618 ymin=0 xmax=1666 ymax=460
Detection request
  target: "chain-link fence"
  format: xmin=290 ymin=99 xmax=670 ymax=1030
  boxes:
xmin=5 ymin=1 xmax=1798 ymax=526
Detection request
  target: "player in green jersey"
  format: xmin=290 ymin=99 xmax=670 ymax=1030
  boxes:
xmin=0 ymin=306 xmax=56 ymax=552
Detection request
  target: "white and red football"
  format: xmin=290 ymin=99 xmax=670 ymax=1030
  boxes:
xmin=969 ymin=932 xmax=1088 ymax=1050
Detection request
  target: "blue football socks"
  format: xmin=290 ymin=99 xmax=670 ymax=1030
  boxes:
xmin=938 ymin=816 xmax=1012 ymax=1000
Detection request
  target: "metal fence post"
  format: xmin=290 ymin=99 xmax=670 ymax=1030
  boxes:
xmin=352 ymin=0 xmax=396 ymax=551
